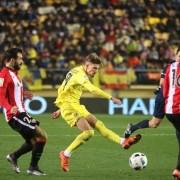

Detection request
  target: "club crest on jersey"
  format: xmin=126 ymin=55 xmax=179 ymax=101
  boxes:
xmin=0 ymin=78 xmax=4 ymax=87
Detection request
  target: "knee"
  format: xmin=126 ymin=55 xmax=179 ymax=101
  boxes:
xmin=34 ymin=136 xmax=47 ymax=144
xmin=41 ymin=133 xmax=48 ymax=143
xmin=35 ymin=130 xmax=48 ymax=143
xmin=84 ymin=130 xmax=94 ymax=140
xmin=86 ymin=130 xmax=94 ymax=137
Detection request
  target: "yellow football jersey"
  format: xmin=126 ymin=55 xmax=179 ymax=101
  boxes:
xmin=55 ymin=65 xmax=111 ymax=107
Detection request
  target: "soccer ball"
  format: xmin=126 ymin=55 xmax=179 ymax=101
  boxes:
xmin=129 ymin=152 xmax=148 ymax=170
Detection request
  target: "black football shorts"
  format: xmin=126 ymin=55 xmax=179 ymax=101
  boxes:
xmin=8 ymin=112 xmax=39 ymax=142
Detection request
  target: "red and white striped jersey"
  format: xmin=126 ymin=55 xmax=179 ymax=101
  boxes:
xmin=163 ymin=61 xmax=180 ymax=114
xmin=0 ymin=67 xmax=25 ymax=121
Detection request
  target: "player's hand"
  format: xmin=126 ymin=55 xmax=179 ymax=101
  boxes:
xmin=52 ymin=110 xmax=61 ymax=119
xmin=24 ymin=90 xmax=33 ymax=100
xmin=10 ymin=106 xmax=18 ymax=115
xmin=111 ymin=97 xmax=121 ymax=105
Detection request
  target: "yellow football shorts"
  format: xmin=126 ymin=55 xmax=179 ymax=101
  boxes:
xmin=60 ymin=103 xmax=90 ymax=127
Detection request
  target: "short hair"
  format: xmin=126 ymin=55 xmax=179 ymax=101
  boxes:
xmin=3 ymin=48 xmax=23 ymax=62
xmin=0 ymin=48 xmax=23 ymax=70
xmin=85 ymin=53 xmax=103 ymax=65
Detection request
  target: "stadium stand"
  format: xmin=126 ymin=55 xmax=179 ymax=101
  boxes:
xmin=0 ymin=0 xmax=179 ymax=90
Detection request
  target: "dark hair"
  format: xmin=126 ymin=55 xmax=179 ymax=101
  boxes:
xmin=0 ymin=48 xmax=23 ymax=70
xmin=85 ymin=53 xmax=103 ymax=65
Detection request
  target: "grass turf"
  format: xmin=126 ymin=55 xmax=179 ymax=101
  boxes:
xmin=0 ymin=114 xmax=177 ymax=180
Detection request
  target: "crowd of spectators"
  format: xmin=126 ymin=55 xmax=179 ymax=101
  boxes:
xmin=0 ymin=0 xmax=179 ymax=87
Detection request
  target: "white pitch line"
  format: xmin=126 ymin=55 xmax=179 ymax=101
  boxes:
xmin=0 ymin=126 xmax=174 ymax=129
xmin=0 ymin=133 xmax=175 ymax=137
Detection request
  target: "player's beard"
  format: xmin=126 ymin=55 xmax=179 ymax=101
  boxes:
xmin=14 ymin=61 xmax=22 ymax=71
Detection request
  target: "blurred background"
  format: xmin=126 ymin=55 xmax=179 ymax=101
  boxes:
xmin=0 ymin=0 xmax=179 ymax=97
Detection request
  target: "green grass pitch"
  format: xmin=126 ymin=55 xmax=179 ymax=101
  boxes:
xmin=0 ymin=114 xmax=177 ymax=180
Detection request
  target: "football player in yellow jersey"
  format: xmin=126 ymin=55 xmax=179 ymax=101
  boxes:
xmin=52 ymin=53 xmax=141 ymax=172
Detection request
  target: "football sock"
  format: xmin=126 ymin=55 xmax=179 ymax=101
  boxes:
xmin=13 ymin=142 xmax=33 ymax=159
xmin=95 ymin=120 xmax=121 ymax=144
xmin=65 ymin=130 xmax=94 ymax=155
xmin=30 ymin=142 xmax=45 ymax=167
xmin=131 ymin=119 xmax=149 ymax=133
xmin=176 ymin=130 xmax=180 ymax=169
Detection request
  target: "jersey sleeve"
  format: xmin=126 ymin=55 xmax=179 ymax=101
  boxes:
xmin=161 ymin=60 xmax=176 ymax=78
xmin=161 ymin=65 xmax=168 ymax=78
xmin=0 ymin=74 xmax=12 ymax=111
xmin=80 ymin=76 xmax=112 ymax=99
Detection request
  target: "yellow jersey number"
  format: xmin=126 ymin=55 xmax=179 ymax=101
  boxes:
xmin=63 ymin=71 xmax=72 ymax=90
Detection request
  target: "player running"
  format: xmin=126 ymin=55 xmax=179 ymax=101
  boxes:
xmin=0 ymin=48 xmax=47 ymax=176
xmin=52 ymin=53 xmax=141 ymax=172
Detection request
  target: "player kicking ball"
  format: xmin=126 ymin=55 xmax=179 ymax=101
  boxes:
xmin=52 ymin=53 xmax=141 ymax=172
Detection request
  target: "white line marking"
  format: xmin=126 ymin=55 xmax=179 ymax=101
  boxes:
xmin=0 ymin=133 xmax=175 ymax=137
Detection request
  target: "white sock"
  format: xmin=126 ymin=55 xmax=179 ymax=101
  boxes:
xmin=64 ymin=150 xmax=71 ymax=157
xmin=120 ymin=138 xmax=125 ymax=145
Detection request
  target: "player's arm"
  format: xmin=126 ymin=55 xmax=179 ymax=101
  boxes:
xmin=52 ymin=109 xmax=61 ymax=119
xmin=154 ymin=66 xmax=167 ymax=94
xmin=82 ymin=79 xmax=121 ymax=104
xmin=83 ymin=79 xmax=111 ymax=98
xmin=0 ymin=75 xmax=12 ymax=111
xmin=159 ymin=77 xmax=164 ymax=87
xmin=159 ymin=64 xmax=168 ymax=87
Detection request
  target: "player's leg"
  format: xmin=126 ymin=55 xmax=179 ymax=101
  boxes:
xmin=124 ymin=119 xmax=149 ymax=138
xmin=172 ymin=129 xmax=180 ymax=178
xmin=86 ymin=114 xmax=141 ymax=149
xmin=124 ymin=117 xmax=161 ymax=138
xmin=7 ymin=113 xmax=34 ymax=173
xmin=166 ymin=114 xmax=180 ymax=179
xmin=175 ymin=130 xmax=180 ymax=167
xmin=60 ymin=118 xmax=94 ymax=172
xmin=6 ymin=142 xmax=33 ymax=173
xmin=27 ymin=126 xmax=47 ymax=176
xmin=7 ymin=112 xmax=47 ymax=175
xmin=64 ymin=118 xmax=94 ymax=155
xmin=124 ymin=89 xmax=164 ymax=137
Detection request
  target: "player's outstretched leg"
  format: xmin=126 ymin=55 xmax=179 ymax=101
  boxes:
xmin=124 ymin=123 xmax=133 ymax=138
xmin=94 ymin=120 xmax=141 ymax=149
xmin=121 ymin=134 xmax=142 ymax=149
xmin=6 ymin=154 xmax=20 ymax=173
xmin=124 ymin=120 xmax=149 ymax=138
